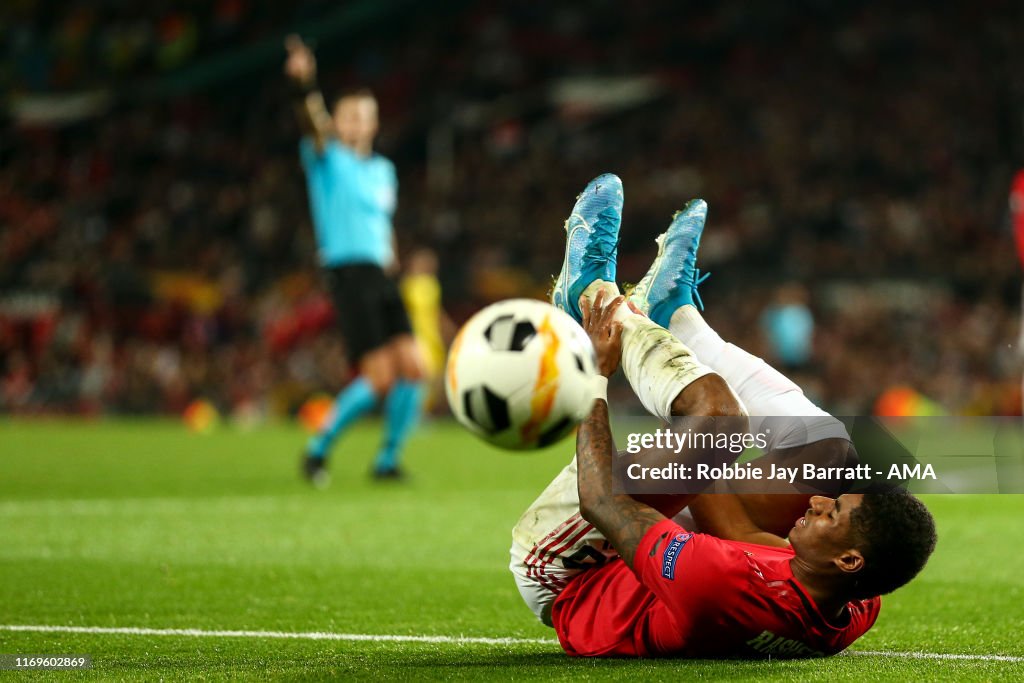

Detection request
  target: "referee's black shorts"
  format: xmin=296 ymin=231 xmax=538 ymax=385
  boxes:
xmin=322 ymin=263 xmax=412 ymax=365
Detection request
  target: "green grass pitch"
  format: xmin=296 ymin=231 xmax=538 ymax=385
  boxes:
xmin=1 ymin=418 xmax=1023 ymax=680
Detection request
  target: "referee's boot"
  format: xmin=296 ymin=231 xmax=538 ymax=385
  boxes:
xmin=302 ymin=451 xmax=331 ymax=489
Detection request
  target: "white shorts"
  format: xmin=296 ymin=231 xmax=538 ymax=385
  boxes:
xmin=750 ymin=413 xmax=851 ymax=452
xmin=508 ymin=456 xmax=618 ymax=626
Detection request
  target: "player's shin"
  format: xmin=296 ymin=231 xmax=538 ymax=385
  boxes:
xmin=580 ymin=281 xmax=717 ymax=421
xmin=308 ymin=376 xmax=379 ymax=459
xmin=374 ymin=380 xmax=424 ymax=472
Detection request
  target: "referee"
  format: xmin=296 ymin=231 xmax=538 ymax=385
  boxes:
xmin=285 ymin=35 xmax=425 ymax=484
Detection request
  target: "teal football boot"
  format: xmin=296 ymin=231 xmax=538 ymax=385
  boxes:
xmin=629 ymin=199 xmax=710 ymax=328
xmin=550 ymin=173 xmax=623 ymax=323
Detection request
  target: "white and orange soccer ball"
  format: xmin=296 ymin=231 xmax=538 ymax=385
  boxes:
xmin=445 ymin=299 xmax=600 ymax=450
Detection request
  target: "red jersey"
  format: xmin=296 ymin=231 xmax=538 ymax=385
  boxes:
xmin=551 ymin=519 xmax=880 ymax=658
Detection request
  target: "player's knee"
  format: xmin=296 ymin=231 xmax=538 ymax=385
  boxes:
xmin=401 ymin=363 xmax=426 ymax=382
xmin=392 ymin=337 xmax=426 ymax=382
xmin=671 ymin=374 xmax=747 ymax=421
xmin=366 ymin=371 xmax=395 ymax=396
xmin=360 ymin=352 xmax=397 ymax=396
xmin=393 ymin=348 xmax=423 ymax=381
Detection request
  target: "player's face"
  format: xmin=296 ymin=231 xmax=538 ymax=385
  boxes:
xmin=788 ymin=494 xmax=864 ymax=565
xmin=334 ymin=96 xmax=379 ymax=151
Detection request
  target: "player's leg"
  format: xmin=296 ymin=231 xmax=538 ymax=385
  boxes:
xmin=628 ymin=200 xmax=850 ymax=452
xmin=304 ymin=265 xmax=390 ymax=484
xmin=371 ymin=274 xmax=427 ymax=478
xmin=510 ymin=455 xmax=618 ymax=625
xmin=372 ymin=334 xmax=425 ymax=477
xmin=627 ymin=200 xmax=852 ymax=533
xmin=512 ymin=177 xmax=744 ymax=624
xmin=551 ymin=176 xmax=739 ymax=422
xmin=669 ymin=305 xmax=849 ymax=446
xmin=557 ymin=178 xmax=748 ymax=477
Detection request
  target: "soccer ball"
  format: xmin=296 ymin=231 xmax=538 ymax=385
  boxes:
xmin=446 ymin=299 xmax=600 ymax=450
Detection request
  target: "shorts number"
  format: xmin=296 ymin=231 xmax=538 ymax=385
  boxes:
xmin=562 ymin=545 xmax=609 ymax=569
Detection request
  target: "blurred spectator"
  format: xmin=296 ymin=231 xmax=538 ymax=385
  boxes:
xmin=760 ymin=284 xmax=814 ymax=371
xmin=401 ymin=247 xmax=456 ymax=413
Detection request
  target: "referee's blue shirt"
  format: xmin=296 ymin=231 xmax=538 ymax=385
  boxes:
xmin=300 ymin=138 xmax=397 ymax=268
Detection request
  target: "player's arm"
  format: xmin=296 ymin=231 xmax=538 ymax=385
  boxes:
xmin=284 ymin=34 xmax=334 ymax=154
xmin=687 ymin=494 xmax=789 ymax=548
xmin=576 ymin=291 xmax=667 ymax=568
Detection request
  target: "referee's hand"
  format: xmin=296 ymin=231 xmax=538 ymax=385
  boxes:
xmin=284 ymin=34 xmax=316 ymax=85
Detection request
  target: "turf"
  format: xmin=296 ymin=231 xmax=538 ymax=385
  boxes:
xmin=1 ymin=418 xmax=1022 ymax=680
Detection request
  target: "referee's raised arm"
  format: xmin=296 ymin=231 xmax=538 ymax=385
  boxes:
xmin=284 ymin=34 xmax=334 ymax=154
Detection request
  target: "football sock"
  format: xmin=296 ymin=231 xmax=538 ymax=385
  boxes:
xmin=580 ymin=280 xmax=713 ymax=421
xmin=374 ymin=380 xmax=424 ymax=472
xmin=668 ymin=304 xmax=848 ymax=449
xmin=307 ymin=376 xmax=378 ymax=460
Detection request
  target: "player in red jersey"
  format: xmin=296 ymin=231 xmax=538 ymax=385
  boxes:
xmin=1011 ymin=170 xmax=1024 ymax=410
xmin=1011 ymin=171 xmax=1024 ymax=270
xmin=510 ymin=176 xmax=937 ymax=658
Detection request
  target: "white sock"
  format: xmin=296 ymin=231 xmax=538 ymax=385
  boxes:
xmin=581 ymin=281 xmax=713 ymax=420
xmin=668 ymin=305 xmax=849 ymax=449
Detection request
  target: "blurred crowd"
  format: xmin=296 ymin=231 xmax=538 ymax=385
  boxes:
xmin=2 ymin=0 xmax=1022 ymax=419
xmin=3 ymin=0 xmax=328 ymax=92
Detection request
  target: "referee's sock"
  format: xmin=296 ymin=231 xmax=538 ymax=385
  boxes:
xmin=374 ymin=380 xmax=424 ymax=472
xmin=308 ymin=376 xmax=378 ymax=460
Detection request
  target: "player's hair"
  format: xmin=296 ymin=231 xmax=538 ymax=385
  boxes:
xmin=848 ymin=491 xmax=937 ymax=599
xmin=335 ymin=87 xmax=377 ymax=106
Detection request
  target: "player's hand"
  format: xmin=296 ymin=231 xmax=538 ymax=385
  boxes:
xmin=581 ymin=290 xmax=624 ymax=378
xmin=284 ymin=34 xmax=317 ymax=85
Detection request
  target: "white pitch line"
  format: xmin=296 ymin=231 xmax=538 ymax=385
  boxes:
xmin=1 ymin=625 xmax=1022 ymax=663
xmin=847 ymin=650 xmax=1024 ymax=663
xmin=0 ymin=624 xmax=557 ymax=647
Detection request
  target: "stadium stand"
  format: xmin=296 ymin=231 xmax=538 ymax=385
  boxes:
xmin=1 ymin=0 xmax=1020 ymax=417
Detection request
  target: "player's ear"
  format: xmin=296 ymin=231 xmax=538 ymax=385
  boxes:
xmin=834 ymin=548 xmax=864 ymax=575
